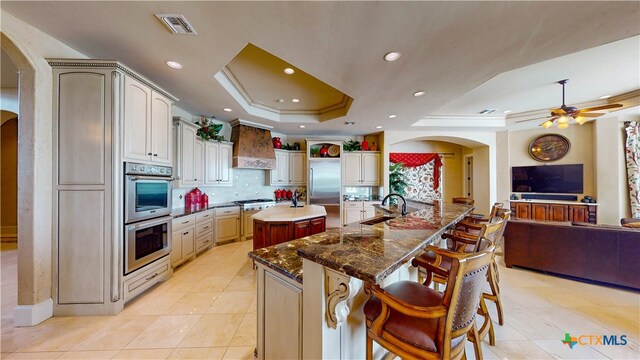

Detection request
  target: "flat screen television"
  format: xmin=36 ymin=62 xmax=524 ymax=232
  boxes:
xmin=511 ymin=164 xmax=583 ymax=194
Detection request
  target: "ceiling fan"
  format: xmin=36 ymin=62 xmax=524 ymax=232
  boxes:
xmin=540 ymin=79 xmax=623 ymax=129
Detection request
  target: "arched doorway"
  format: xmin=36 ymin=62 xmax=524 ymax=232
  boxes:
xmin=1 ymin=32 xmax=54 ymax=326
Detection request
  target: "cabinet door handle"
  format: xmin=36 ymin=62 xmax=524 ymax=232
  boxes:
xmin=183 ymin=231 xmax=189 ymax=235
xmin=298 ymin=224 xmax=308 ymax=228
xmin=194 ymin=178 xmax=198 ymax=181
xmin=145 ymin=273 xmax=159 ymax=281
xmin=182 ymin=220 xmax=190 ymax=224
xmin=153 ymin=153 xmax=158 ymax=157
xmin=147 ymin=152 xmax=153 ymax=156
xmin=202 ymin=214 xmax=209 ymax=218
xmin=203 ymin=226 xmax=210 ymax=230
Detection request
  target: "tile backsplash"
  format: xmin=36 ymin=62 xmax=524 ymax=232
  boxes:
xmin=172 ymin=168 xmax=303 ymax=208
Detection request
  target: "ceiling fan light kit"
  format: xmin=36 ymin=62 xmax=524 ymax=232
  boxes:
xmin=539 ymin=79 xmax=623 ymax=129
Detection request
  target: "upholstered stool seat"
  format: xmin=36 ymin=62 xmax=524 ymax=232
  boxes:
xmin=364 ymin=281 xmax=465 ymax=353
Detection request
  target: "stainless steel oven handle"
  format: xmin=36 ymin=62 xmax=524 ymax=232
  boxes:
xmin=128 ymin=175 xmax=174 ymax=181
xmin=127 ymin=215 xmax=173 ymax=230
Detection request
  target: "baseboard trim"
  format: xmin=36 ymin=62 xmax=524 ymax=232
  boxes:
xmin=14 ymin=298 xmax=53 ymax=327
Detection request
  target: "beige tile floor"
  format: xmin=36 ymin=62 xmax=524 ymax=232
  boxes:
xmin=1 ymin=239 xmax=639 ymax=359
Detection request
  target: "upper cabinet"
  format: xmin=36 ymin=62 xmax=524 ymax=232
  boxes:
xmin=204 ymin=141 xmax=233 ymax=186
xmin=175 ymin=117 xmax=233 ymax=188
xmin=123 ymin=76 xmax=173 ymax=165
xmin=270 ymin=150 xmax=306 ymax=186
xmin=342 ymin=151 xmax=380 ymax=186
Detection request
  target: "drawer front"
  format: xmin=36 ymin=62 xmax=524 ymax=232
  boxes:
xmin=196 ymin=219 xmax=214 ymax=237
xmin=344 ymin=202 xmax=364 ymax=209
xmin=173 ymin=214 xmax=196 ymax=232
xmin=196 ymin=232 xmax=214 ymax=253
xmin=123 ymin=257 xmax=171 ymax=302
xmin=196 ymin=210 xmax=214 ymax=222
xmin=215 ymin=207 xmax=240 ymax=217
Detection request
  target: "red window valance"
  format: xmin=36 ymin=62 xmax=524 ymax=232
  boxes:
xmin=389 ymin=153 xmax=442 ymax=189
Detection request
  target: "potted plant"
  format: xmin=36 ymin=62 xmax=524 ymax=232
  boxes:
xmin=310 ymin=147 xmax=320 ymax=158
xmin=389 ymin=162 xmax=407 ymax=205
xmin=196 ymin=117 xmax=225 ymax=142
xmin=343 ymin=140 xmax=361 ymax=152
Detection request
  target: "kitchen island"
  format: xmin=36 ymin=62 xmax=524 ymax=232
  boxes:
xmin=252 ymin=205 xmax=327 ymax=250
xmin=248 ymin=201 xmax=473 ymax=360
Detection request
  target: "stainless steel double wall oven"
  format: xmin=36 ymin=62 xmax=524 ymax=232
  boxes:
xmin=123 ymin=162 xmax=173 ymax=274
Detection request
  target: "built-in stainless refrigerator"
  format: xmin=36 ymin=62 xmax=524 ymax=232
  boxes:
xmin=309 ymin=159 xmax=341 ymax=228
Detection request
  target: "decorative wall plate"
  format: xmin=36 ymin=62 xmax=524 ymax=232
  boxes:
xmin=528 ymin=134 xmax=570 ymax=162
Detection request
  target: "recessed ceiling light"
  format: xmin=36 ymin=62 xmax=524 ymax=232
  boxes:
xmin=277 ymin=99 xmax=284 ymax=103
xmin=291 ymin=98 xmax=300 ymax=103
xmin=503 ymin=110 xmax=512 ymax=114
xmin=223 ymin=108 xmax=232 ymax=112
xmin=388 ymin=114 xmax=397 ymax=118
xmin=376 ymin=126 xmax=383 ymax=129
xmin=383 ymin=51 xmax=401 ymax=62
xmin=413 ymin=91 xmax=425 ymax=97
xmin=599 ymin=95 xmax=612 ymax=99
xmin=284 ymin=67 xmax=295 ymax=75
xmin=299 ymin=125 xmax=306 ymax=128
xmin=345 ymin=121 xmax=355 ymax=126
xmin=166 ymin=60 xmax=183 ymax=69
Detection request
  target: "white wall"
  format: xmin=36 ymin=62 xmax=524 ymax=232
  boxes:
xmin=1 ymin=88 xmax=18 ymax=114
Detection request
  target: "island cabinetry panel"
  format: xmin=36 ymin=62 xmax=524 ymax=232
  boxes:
xmin=171 ymin=214 xmax=196 ymax=267
xmin=215 ymin=207 xmax=240 ymax=243
xmin=342 ymin=152 xmax=380 ymax=186
xmin=510 ymin=201 xmax=596 ymax=224
xmin=263 ymin=271 xmax=302 ymax=360
xmin=270 ymin=150 xmax=306 ymax=185
xmin=123 ymin=76 xmax=173 ymax=165
xmin=253 ymin=216 xmax=327 ymax=250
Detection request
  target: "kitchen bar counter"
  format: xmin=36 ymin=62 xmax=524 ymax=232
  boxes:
xmin=172 ymin=202 xmax=239 ymax=218
xmin=248 ymin=201 xmax=473 ymax=284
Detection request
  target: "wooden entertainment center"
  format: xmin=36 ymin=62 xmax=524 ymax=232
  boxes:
xmin=510 ymin=200 xmax=597 ymax=224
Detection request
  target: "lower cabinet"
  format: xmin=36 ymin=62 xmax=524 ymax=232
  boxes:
xmin=215 ymin=207 xmax=241 ymax=243
xmin=171 ymin=214 xmax=196 ymax=268
xmin=196 ymin=210 xmax=215 ymax=253
xmin=123 ymin=256 xmax=171 ymax=302
xmin=510 ymin=201 xmax=597 ymax=224
xmin=343 ymin=201 xmax=378 ymax=225
xmin=253 ymin=216 xmax=326 ymax=250
xmin=263 ymin=271 xmax=302 ymax=359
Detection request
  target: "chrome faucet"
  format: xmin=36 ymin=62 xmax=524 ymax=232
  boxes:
xmin=292 ymin=189 xmax=299 ymax=208
xmin=381 ymin=193 xmax=407 ymax=216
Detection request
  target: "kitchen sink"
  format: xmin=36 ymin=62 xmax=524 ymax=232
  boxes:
xmin=360 ymin=216 xmax=396 ymax=225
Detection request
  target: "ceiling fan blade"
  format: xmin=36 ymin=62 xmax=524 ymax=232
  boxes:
xmin=579 ymin=103 xmax=623 ymax=112
xmin=576 ymin=112 xmax=604 ymax=117
xmin=550 ymin=108 xmax=565 ymax=115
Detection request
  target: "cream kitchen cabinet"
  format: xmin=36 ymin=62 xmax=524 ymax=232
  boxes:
xmin=123 ymin=75 xmax=173 ymax=165
xmin=215 ymin=207 xmax=241 ymax=243
xmin=343 ymin=201 xmax=378 ymax=225
xmin=204 ymin=141 xmax=233 ymax=186
xmin=342 ymin=152 xmax=380 ymax=186
xmin=50 ymin=59 xmax=177 ymax=315
xmin=195 ymin=210 xmax=215 ymax=253
xmin=171 ymin=215 xmax=196 ymax=267
xmin=270 ymin=150 xmax=306 ymax=186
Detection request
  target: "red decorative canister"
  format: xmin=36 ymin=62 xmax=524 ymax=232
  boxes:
xmin=319 ymin=145 xmax=329 ymax=157
xmin=272 ymin=137 xmax=282 ymax=149
xmin=286 ymin=189 xmax=293 ymax=200
xmin=275 ymin=189 xmax=283 ymax=200
xmin=185 ymin=192 xmax=193 ymax=211
xmin=201 ymin=193 xmax=208 ymax=209
xmin=361 ymin=139 xmax=369 ymax=151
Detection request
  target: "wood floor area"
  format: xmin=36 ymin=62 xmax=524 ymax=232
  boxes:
xmin=1 ymin=240 xmax=638 ymax=359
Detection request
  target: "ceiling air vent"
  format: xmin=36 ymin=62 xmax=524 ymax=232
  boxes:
xmin=155 ymin=14 xmax=197 ymax=35
xmin=478 ymin=109 xmax=496 ymax=115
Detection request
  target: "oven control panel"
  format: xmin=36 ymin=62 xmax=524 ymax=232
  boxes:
xmin=125 ymin=162 xmax=173 ymax=177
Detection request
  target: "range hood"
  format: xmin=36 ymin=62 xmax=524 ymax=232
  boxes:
xmin=230 ymin=119 xmax=276 ymax=170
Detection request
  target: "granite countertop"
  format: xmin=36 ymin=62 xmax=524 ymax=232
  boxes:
xmin=248 ymin=201 xmax=473 ymax=284
xmin=172 ymin=202 xmax=239 ymax=218
xmin=253 ymin=205 xmax=327 ymax=222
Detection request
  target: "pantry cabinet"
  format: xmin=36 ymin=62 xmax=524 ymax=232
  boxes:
xmin=270 ymin=150 xmax=306 ymax=186
xmin=123 ymin=76 xmax=173 ymax=165
xmin=49 ymin=59 xmax=177 ymax=315
xmin=342 ymin=152 xmax=380 ymax=186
